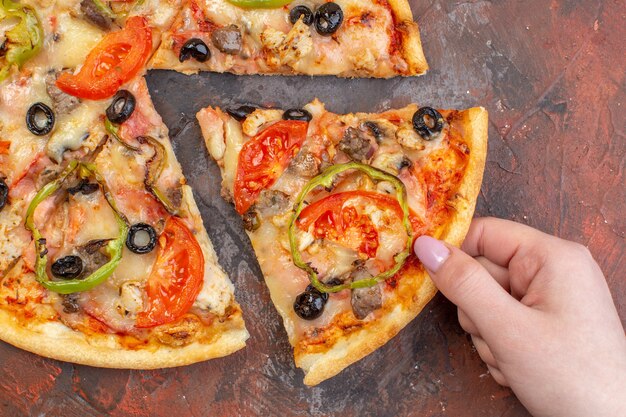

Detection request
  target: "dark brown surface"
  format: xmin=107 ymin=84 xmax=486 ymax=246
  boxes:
xmin=1 ymin=0 xmax=624 ymax=416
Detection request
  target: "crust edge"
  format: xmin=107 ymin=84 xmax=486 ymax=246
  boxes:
xmin=297 ymin=107 xmax=488 ymax=386
xmin=386 ymin=0 xmax=429 ymax=75
xmin=0 ymin=306 xmax=248 ymax=369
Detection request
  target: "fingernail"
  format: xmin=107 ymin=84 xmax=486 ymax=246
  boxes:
xmin=413 ymin=236 xmax=451 ymax=272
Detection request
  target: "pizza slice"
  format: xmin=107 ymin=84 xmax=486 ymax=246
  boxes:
xmin=150 ymin=0 xmax=428 ymax=77
xmin=197 ymin=99 xmax=487 ymax=384
xmin=0 ymin=12 xmax=248 ymax=365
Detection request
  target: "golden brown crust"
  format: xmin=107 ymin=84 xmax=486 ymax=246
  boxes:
xmin=296 ymin=107 xmax=488 ymax=385
xmin=0 ymin=307 xmax=247 ymax=368
xmin=386 ymin=0 xmax=429 ymax=75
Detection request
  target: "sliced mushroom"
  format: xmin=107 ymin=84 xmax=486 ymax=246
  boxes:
xmin=45 ymin=71 xmax=80 ymax=114
xmin=255 ymin=189 xmax=290 ymax=217
xmin=211 ymin=25 xmax=242 ymax=54
xmin=350 ymin=267 xmax=382 ymax=319
xmin=80 ymin=0 xmax=113 ymax=30
xmin=338 ymin=127 xmax=375 ymax=162
xmin=289 ymin=148 xmax=319 ymax=177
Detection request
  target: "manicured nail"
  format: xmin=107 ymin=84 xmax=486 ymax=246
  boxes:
xmin=413 ymin=236 xmax=450 ymax=272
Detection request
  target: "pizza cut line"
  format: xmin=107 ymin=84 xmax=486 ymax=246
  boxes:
xmin=197 ymin=99 xmax=487 ymax=384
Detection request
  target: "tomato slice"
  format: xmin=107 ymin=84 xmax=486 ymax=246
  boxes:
xmin=297 ymin=190 xmax=408 ymax=258
xmin=234 ymin=120 xmax=308 ymax=214
xmin=56 ymin=16 xmax=152 ymax=100
xmin=135 ymin=216 xmax=204 ymax=328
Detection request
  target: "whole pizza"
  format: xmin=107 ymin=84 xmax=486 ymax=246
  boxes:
xmin=0 ymin=0 xmax=487 ymax=385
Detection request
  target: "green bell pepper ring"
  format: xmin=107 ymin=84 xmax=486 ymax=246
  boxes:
xmin=288 ymin=162 xmax=413 ymax=294
xmin=226 ymin=0 xmax=293 ymax=9
xmin=0 ymin=0 xmax=43 ymax=82
xmin=25 ymin=161 xmax=129 ymax=294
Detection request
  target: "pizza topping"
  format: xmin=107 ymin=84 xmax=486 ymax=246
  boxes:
xmin=412 ymin=107 xmax=445 ymax=140
xmin=241 ymin=108 xmax=283 ymax=136
xmin=226 ymin=104 xmax=259 ymax=121
xmin=260 ymin=18 xmax=312 ymax=69
xmin=135 ymin=216 xmax=204 ymax=328
xmin=234 ymin=119 xmax=308 ymax=214
xmin=289 ymin=162 xmax=412 ymax=294
xmin=45 ymin=72 xmax=80 ymax=115
xmin=126 ymin=223 xmax=157 ymax=254
xmin=179 ymin=38 xmax=210 ymax=63
xmin=80 ymin=0 xmax=113 ymax=31
xmin=283 ymin=108 xmax=312 ymax=122
xmin=289 ymin=148 xmax=319 ymax=177
xmin=56 ymin=16 xmax=152 ymax=100
xmin=314 ymin=2 xmax=343 ymax=36
xmin=106 ymin=90 xmax=136 ymax=124
xmin=155 ymin=314 xmax=202 ymax=347
xmin=210 ymin=25 xmax=242 ymax=55
xmin=396 ymin=126 xmax=425 ymax=151
xmin=0 ymin=178 xmax=8 ymax=211
xmin=51 ymin=255 xmax=84 ymax=279
xmin=289 ymin=5 xmax=314 ymax=26
xmin=0 ymin=0 xmax=43 ymax=82
xmin=293 ymin=286 xmax=327 ymax=320
xmin=255 ymin=189 xmax=290 ymax=217
xmin=338 ymin=127 xmax=374 ymax=162
xmin=137 ymin=135 xmax=181 ymax=215
xmin=349 ymin=267 xmax=381 ymax=319
xmin=25 ymin=103 xmax=55 ymax=136
xmin=25 ymin=161 xmax=129 ymax=294
xmin=61 ymin=293 xmax=81 ymax=314
xmin=242 ymin=208 xmax=261 ymax=231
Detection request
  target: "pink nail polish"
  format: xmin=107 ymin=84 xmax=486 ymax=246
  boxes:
xmin=413 ymin=236 xmax=451 ymax=272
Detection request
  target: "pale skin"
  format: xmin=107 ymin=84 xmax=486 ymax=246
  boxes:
xmin=413 ymin=217 xmax=626 ymax=417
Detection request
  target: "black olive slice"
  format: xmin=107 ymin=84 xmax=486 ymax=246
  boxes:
xmin=306 ymin=284 xmax=329 ymax=302
xmin=294 ymin=290 xmax=326 ymax=320
xmin=315 ymin=2 xmax=343 ymax=36
xmin=226 ymin=104 xmax=259 ymax=121
xmin=26 ymin=103 xmax=55 ymax=136
xmin=283 ymin=108 xmax=312 ymax=122
xmin=0 ymin=178 xmax=8 ymax=212
xmin=179 ymin=38 xmax=210 ymax=63
xmin=51 ymin=255 xmax=83 ymax=279
xmin=106 ymin=90 xmax=136 ymax=124
xmin=289 ymin=5 xmax=314 ymax=25
xmin=412 ymin=107 xmax=445 ymax=140
xmin=126 ymin=223 xmax=158 ymax=254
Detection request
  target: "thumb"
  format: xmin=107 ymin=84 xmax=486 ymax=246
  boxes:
xmin=414 ymin=235 xmax=520 ymax=337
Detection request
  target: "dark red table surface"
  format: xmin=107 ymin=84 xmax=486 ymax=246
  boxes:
xmin=1 ymin=0 xmax=624 ymax=416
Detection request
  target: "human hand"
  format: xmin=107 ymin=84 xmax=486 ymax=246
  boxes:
xmin=413 ymin=217 xmax=626 ymax=417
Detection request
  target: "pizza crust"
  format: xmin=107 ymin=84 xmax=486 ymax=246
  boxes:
xmin=296 ymin=107 xmax=488 ymax=385
xmin=0 ymin=307 xmax=247 ymax=368
xmin=386 ymin=0 xmax=429 ymax=75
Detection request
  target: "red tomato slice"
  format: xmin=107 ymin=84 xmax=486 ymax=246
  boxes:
xmin=56 ymin=16 xmax=152 ymax=100
xmin=135 ymin=216 xmax=204 ymax=328
xmin=234 ymin=120 xmax=308 ymax=214
xmin=297 ymin=191 xmax=408 ymax=258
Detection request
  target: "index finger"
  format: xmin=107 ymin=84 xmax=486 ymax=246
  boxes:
xmin=461 ymin=217 xmax=557 ymax=268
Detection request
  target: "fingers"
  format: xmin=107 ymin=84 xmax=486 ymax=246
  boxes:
xmin=487 ymin=364 xmax=509 ymax=387
xmin=461 ymin=217 xmax=557 ymax=268
xmin=414 ymin=236 xmax=523 ymax=339
xmin=458 ymin=308 xmax=479 ymax=335
xmin=475 ymin=256 xmax=510 ymax=292
xmin=472 ymin=335 xmax=497 ymax=368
